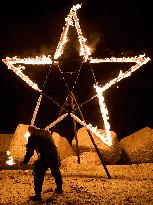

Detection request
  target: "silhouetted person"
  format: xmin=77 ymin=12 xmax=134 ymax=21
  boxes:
xmin=21 ymin=126 xmax=63 ymax=201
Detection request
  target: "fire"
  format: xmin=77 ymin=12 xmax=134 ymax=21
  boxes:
xmin=94 ymin=85 xmax=111 ymax=145
xmin=45 ymin=113 xmax=68 ymax=130
xmin=91 ymin=55 xmax=150 ymax=92
xmin=31 ymin=94 xmax=43 ymax=126
xmin=2 ymin=55 xmax=53 ymax=92
xmin=6 ymin=151 xmax=15 ymax=165
xmin=2 ymin=4 xmax=151 ymax=148
xmin=24 ymin=131 xmax=31 ymax=141
xmin=6 ymin=131 xmax=30 ymax=166
xmin=3 ymin=55 xmax=52 ymax=65
xmin=54 ymin=3 xmax=91 ymax=61
xmin=93 ymin=54 xmax=150 ymax=145
xmin=89 ymin=54 xmax=150 ymax=64
xmin=70 ymin=113 xmax=111 ymax=146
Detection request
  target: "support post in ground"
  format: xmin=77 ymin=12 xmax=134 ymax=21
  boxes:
xmin=70 ymin=94 xmax=80 ymax=164
xmin=71 ymin=92 xmax=111 ymax=179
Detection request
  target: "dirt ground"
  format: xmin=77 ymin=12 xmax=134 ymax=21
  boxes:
xmin=0 ymin=159 xmax=153 ymax=205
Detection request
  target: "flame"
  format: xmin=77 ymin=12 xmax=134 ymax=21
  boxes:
xmin=93 ymin=54 xmax=150 ymax=145
xmin=5 ymin=132 xmax=30 ymax=166
xmin=89 ymin=54 xmax=150 ymax=64
xmin=94 ymin=55 xmax=150 ymax=92
xmin=2 ymin=55 xmax=52 ymax=91
xmin=70 ymin=113 xmax=112 ymax=146
xmin=6 ymin=151 xmax=15 ymax=166
xmin=94 ymin=85 xmax=112 ymax=145
xmin=72 ymin=6 xmax=91 ymax=61
xmin=24 ymin=131 xmax=31 ymax=141
xmin=4 ymin=55 xmax=52 ymax=65
xmin=54 ymin=3 xmax=91 ymax=61
xmin=45 ymin=113 xmax=68 ymax=130
xmin=31 ymin=94 xmax=43 ymax=126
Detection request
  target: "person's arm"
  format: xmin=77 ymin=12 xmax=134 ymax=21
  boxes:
xmin=23 ymin=135 xmax=35 ymax=165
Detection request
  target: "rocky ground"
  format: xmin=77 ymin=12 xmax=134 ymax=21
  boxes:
xmin=0 ymin=158 xmax=153 ymax=205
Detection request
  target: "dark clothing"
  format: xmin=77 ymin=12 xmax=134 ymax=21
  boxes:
xmin=23 ymin=127 xmax=62 ymax=196
xmin=33 ymin=159 xmax=62 ymax=196
xmin=23 ymin=129 xmax=59 ymax=165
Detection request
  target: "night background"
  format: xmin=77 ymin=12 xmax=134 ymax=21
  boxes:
xmin=0 ymin=0 xmax=153 ymax=142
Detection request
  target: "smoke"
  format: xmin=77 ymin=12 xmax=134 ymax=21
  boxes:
xmin=87 ymin=32 xmax=101 ymax=54
xmin=39 ymin=45 xmax=54 ymax=56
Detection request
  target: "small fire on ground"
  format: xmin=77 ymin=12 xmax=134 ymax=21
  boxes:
xmin=6 ymin=151 xmax=15 ymax=166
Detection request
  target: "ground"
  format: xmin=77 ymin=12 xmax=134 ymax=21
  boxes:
xmin=0 ymin=159 xmax=153 ymax=205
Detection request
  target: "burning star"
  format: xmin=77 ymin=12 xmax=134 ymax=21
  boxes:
xmin=2 ymin=4 xmax=150 ymax=147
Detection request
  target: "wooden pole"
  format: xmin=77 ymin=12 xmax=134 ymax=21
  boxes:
xmin=71 ymin=92 xmax=111 ymax=179
xmin=70 ymin=95 xmax=80 ymax=164
xmin=86 ymin=130 xmax=111 ymax=179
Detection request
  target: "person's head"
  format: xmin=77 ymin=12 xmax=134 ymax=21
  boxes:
xmin=28 ymin=125 xmax=38 ymax=135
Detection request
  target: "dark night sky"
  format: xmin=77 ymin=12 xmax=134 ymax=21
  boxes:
xmin=0 ymin=0 xmax=153 ymax=140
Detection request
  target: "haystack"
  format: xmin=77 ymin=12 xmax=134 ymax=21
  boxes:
xmin=52 ymin=132 xmax=76 ymax=161
xmin=72 ymin=127 xmax=121 ymax=164
xmin=8 ymin=124 xmax=37 ymax=165
xmin=61 ymin=152 xmax=102 ymax=170
xmin=120 ymin=127 xmax=153 ymax=164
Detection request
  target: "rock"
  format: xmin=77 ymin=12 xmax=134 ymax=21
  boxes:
xmin=72 ymin=127 xmax=121 ymax=164
xmin=120 ymin=127 xmax=153 ymax=164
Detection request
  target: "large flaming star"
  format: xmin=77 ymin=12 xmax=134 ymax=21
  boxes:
xmin=2 ymin=4 xmax=150 ymax=147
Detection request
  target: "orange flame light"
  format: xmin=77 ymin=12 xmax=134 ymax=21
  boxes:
xmin=24 ymin=131 xmax=31 ymax=141
xmin=6 ymin=151 xmax=15 ymax=165
xmin=54 ymin=3 xmax=91 ymax=61
xmin=94 ymin=86 xmax=111 ymax=145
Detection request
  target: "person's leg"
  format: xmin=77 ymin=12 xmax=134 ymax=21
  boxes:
xmin=32 ymin=161 xmax=47 ymax=200
xmin=50 ymin=161 xmax=63 ymax=193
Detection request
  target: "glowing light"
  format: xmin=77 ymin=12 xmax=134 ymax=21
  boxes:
xmin=89 ymin=55 xmax=150 ymax=64
xmin=24 ymin=131 xmax=31 ymax=141
xmin=45 ymin=113 xmax=68 ymax=130
xmin=2 ymin=55 xmax=53 ymax=91
xmin=91 ymin=55 xmax=150 ymax=92
xmin=93 ymin=54 xmax=150 ymax=145
xmin=54 ymin=3 xmax=91 ymax=61
xmin=70 ymin=113 xmax=112 ymax=146
xmin=2 ymin=58 xmax=43 ymax=92
xmin=31 ymin=94 xmax=43 ymax=126
xmin=3 ymin=55 xmax=52 ymax=65
xmin=72 ymin=5 xmax=91 ymax=61
xmin=94 ymin=85 xmax=111 ymax=145
xmin=6 ymin=151 xmax=15 ymax=165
